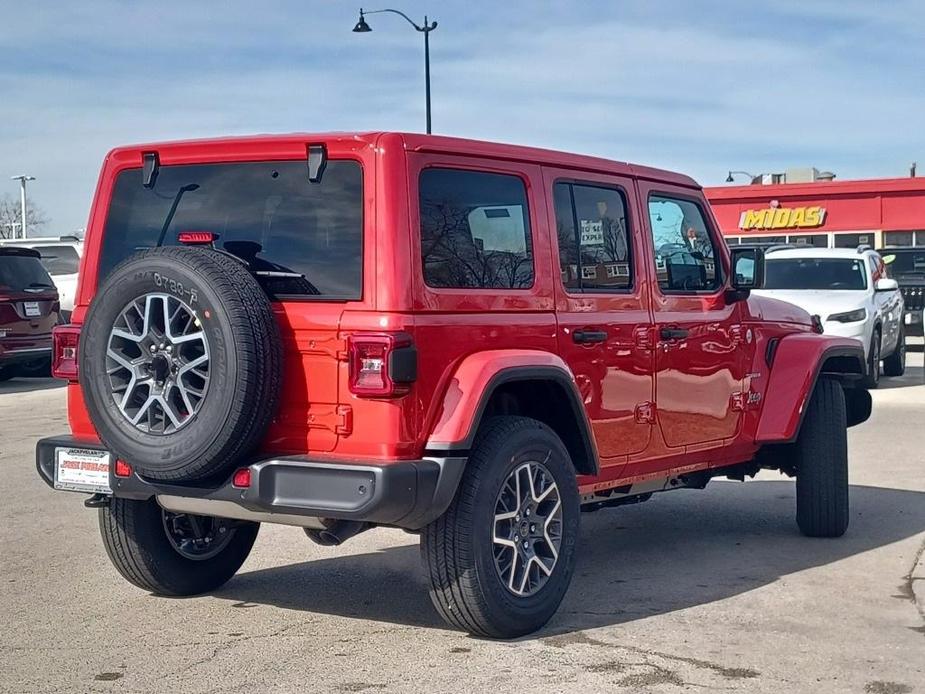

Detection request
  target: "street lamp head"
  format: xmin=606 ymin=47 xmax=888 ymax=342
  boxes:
xmin=11 ymin=175 xmax=36 ymax=182
xmin=725 ymin=171 xmax=735 ymax=183
xmin=353 ymin=9 xmax=372 ymax=32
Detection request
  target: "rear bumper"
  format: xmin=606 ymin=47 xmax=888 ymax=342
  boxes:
xmin=0 ymin=337 xmax=52 ymax=366
xmin=36 ymin=435 xmax=465 ymax=530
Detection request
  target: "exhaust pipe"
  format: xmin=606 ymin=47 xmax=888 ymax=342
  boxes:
xmin=304 ymin=519 xmax=372 ymax=546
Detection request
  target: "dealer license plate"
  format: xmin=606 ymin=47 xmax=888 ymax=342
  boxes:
xmin=23 ymin=301 xmax=40 ymax=317
xmin=54 ymin=448 xmax=111 ymax=494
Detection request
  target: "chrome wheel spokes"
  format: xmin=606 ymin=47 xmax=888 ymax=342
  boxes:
xmin=492 ymin=458 xmax=563 ymax=597
xmin=107 ymin=293 xmax=210 ymax=434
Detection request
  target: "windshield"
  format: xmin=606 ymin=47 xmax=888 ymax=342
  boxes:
xmin=764 ymin=257 xmax=867 ymax=290
xmin=34 ymin=245 xmax=80 ymax=275
xmin=0 ymin=255 xmax=55 ymax=291
xmin=882 ymin=250 xmax=925 ymax=279
xmin=100 ymin=160 xmax=363 ymax=299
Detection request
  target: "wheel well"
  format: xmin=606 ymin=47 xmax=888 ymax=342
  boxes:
xmin=478 ymin=379 xmax=596 ymax=476
xmin=819 ymin=354 xmax=865 ymax=377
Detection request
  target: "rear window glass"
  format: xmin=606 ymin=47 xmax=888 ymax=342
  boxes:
xmin=35 ymin=245 xmax=80 ymax=275
xmin=100 ymin=160 xmax=363 ymax=299
xmin=0 ymin=255 xmax=55 ymax=291
xmin=419 ymin=168 xmax=534 ymax=289
xmin=764 ymin=257 xmax=868 ymax=290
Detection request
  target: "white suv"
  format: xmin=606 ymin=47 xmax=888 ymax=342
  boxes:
xmin=0 ymin=236 xmax=83 ymax=320
xmin=754 ymin=246 xmax=905 ymax=387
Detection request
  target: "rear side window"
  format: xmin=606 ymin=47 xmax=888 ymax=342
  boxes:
xmin=0 ymin=255 xmax=54 ymax=291
xmin=100 ymin=160 xmax=363 ymax=299
xmin=35 ymin=245 xmax=80 ymax=275
xmin=647 ymin=195 xmax=721 ymax=292
xmin=554 ymin=182 xmax=632 ymax=291
xmin=419 ymin=168 xmax=534 ymax=289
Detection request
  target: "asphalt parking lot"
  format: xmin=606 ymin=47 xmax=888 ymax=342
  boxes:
xmin=1 ymin=351 xmax=923 ymax=694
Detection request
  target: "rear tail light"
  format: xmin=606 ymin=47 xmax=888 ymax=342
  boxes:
xmin=114 ymin=459 xmax=133 ymax=478
xmin=348 ymin=333 xmax=417 ymax=397
xmin=52 ymin=324 xmax=81 ymax=381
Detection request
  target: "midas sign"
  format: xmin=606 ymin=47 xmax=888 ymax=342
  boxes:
xmin=738 ymin=206 xmax=826 ymax=230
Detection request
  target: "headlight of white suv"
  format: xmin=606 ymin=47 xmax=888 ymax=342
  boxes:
xmin=827 ymin=308 xmax=867 ymax=323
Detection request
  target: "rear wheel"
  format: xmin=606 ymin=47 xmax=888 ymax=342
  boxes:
xmin=882 ymin=326 xmax=906 ymax=377
xmin=99 ymin=497 xmax=259 ymax=596
xmin=795 ymin=378 xmax=849 ymax=538
xmin=861 ymin=328 xmax=881 ymax=389
xmin=421 ymin=416 xmax=580 ymax=638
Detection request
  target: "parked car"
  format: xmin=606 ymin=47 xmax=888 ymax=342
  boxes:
xmin=36 ymin=133 xmax=870 ymax=638
xmin=0 ymin=247 xmax=60 ymax=380
xmin=753 ymin=246 xmax=905 ymax=387
xmin=878 ymin=246 xmax=925 ymax=337
xmin=0 ymin=236 xmax=83 ymax=321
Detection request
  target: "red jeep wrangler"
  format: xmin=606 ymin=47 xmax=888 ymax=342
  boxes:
xmin=36 ymin=133 xmax=871 ymax=638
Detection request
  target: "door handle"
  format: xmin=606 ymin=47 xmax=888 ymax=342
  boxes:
xmin=660 ymin=327 xmax=689 ymax=340
xmin=573 ymin=329 xmax=608 ymax=344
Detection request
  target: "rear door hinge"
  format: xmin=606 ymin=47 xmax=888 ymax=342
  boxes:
xmin=634 ymin=401 xmax=656 ymax=424
xmin=336 ymin=405 xmax=353 ymax=435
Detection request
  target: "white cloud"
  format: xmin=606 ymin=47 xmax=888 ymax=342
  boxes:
xmin=0 ymin=0 xmax=922 ymax=231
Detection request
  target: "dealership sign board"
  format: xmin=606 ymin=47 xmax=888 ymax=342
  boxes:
xmin=738 ymin=205 xmax=827 ymax=231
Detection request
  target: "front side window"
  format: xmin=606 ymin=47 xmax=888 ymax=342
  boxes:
xmin=100 ymin=160 xmax=363 ymax=299
xmin=554 ymin=182 xmax=632 ymax=291
xmin=764 ymin=258 xmax=868 ymax=290
xmin=648 ymin=195 xmax=721 ymax=292
xmin=419 ymin=168 xmax=533 ymax=289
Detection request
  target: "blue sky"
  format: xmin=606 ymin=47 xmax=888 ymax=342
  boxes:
xmin=1 ymin=0 xmax=923 ymax=233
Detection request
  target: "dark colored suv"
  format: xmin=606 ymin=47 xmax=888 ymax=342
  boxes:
xmin=0 ymin=247 xmax=60 ymax=380
xmin=879 ymin=247 xmax=925 ymax=336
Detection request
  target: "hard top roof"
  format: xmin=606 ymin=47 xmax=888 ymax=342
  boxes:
xmin=107 ymin=132 xmax=700 ymax=188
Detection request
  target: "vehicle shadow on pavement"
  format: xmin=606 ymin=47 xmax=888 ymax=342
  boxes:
xmin=877 ymin=365 xmax=924 ymax=389
xmin=213 ymin=480 xmax=925 ymax=637
xmin=0 ymin=377 xmax=64 ymax=395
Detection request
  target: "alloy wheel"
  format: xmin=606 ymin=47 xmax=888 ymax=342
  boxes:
xmin=106 ymin=293 xmax=210 ymax=434
xmin=492 ymin=459 xmax=563 ymax=597
xmin=162 ymin=510 xmax=236 ymax=561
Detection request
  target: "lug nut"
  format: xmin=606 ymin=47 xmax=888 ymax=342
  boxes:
xmin=530 ymin=524 xmax=536 ymax=533
xmin=525 ymin=508 xmax=530 ymax=517
xmin=522 ymin=540 xmax=529 ymax=549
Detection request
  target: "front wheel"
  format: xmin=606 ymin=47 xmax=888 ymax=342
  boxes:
xmin=421 ymin=416 xmax=580 ymax=638
xmin=795 ymin=378 xmax=849 ymax=537
xmin=861 ymin=329 xmax=881 ymax=389
xmin=99 ymin=497 xmax=259 ymax=596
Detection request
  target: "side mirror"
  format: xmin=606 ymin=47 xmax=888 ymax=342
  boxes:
xmin=875 ymin=277 xmax=899 ymax=292
xmin=727 ymin=247 xmax=765 ymax=301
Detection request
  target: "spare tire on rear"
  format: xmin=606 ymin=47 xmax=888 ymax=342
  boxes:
xmin=79 ymin=246 xmax=282 ymax=482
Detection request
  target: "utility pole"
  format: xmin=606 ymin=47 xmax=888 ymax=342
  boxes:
xmin=10 ymin=175 xmax=36 ymax=239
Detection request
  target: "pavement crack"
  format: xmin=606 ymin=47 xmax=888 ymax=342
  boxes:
xmin=902 ymin=534 xmax=925 ymax=632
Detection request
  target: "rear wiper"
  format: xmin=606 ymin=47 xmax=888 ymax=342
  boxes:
xmin=24 ymin=282 xmax=55 ymax=290
xmin=155 ymin=184 xmax=200 ymax=247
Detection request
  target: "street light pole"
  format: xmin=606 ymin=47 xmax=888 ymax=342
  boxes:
xmin=10 ymin=175 xmax=36 ymax=239
xmin=353 ymin=8 xmax=439 ymax=134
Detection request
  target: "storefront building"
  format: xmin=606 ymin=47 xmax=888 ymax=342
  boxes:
xmin=705 ymin=177 xmax=925 ymax=250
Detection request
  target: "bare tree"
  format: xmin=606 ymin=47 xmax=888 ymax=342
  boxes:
xmin=0 ymin=194 xmax=49 ymax=239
